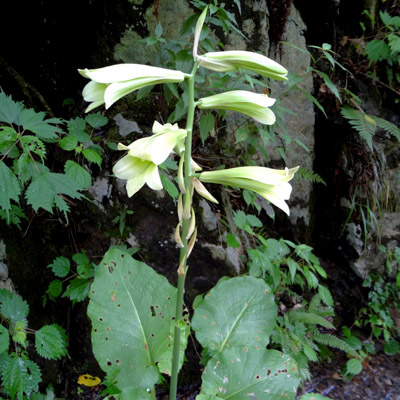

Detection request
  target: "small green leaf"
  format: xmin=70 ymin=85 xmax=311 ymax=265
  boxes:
xmin=63 ymin=278 xmax=90 ymax=302
xmin=298 ymin=394 xmax=332 ymax=400
xmin=345 ymin=358 xmax=363 ymax=375
xmin=318 ymin=285 xmax=334 ymax=307
xmin=46 ymin=279 xmax=63 ymax=299
xmin=82 ymin=147 xmax=102 ymax=166
xmin=48 ymin=257 xmax=70 ymax=278
xmin=384 ymin=338 xmax=399 ymax=355
xmin=226 ymin=233 xmax=240 ymax=248
xmin=85 ymin=113 xmax=108 ymax=128
xmin=155 ymin=22 xmax=163 ymax=38
xmin=365 ymin=40 xmax=390 ymax=62
xmin=0 ymin=91 xmax=24 ymax=124
xmin=59 ymin=135 xmax=78 ymax=151
xmin=160 ymin=173 xmax=179 ymax=200
xmin=303 ymin=344 xmax=318 ymax=362
xmin=35 ymin=324 xmax=68 ymax=360
xmin=19 ymin=108 xmax=62 ymax=140
xmin=287 ymin=258 xmax=299 ymax=283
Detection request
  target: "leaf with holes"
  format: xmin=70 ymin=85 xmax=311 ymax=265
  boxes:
xmin=198 ymin=347 xmax=301 ymax=399
xmin=192 ymin=276 xmax=276 ymax=354
xmin=35 ymin=324 xmax=68 ymax=360
xmin=87 ymin=248 xmax=189 ymax=393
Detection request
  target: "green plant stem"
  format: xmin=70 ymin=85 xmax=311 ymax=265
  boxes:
xmin=169 ymin=60 xmax=198 ymax=400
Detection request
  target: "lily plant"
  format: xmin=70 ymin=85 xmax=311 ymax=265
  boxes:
xmin=79 ymin=5 xmax=302 ymax=400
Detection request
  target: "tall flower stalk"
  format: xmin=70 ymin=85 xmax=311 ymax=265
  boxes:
xmin=79 ymin=5 xmax=298 ymax=399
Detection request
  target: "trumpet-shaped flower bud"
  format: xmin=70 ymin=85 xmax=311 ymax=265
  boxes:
xmin=113 ymin=121 xmax=187 ymax=197
xmin=78 ymin=64 xmax=186 ymax=112
xmin=198 ymin=90 xmax=276 ymax=125
xmin=197 ymin=50 xmax=288 ymax=81
xmin=199 ymin=166 xmax=299 ymax=215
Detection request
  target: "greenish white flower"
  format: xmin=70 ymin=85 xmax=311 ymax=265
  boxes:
xmin=199 ymin=166 xmax=299 ymax=215
xmin=78 ymin=64 xmax=187 ymax=112
xmin=197 ymin=50 xmax=288 ymax=81
xmin=113 ymin=121 xmax=187 ymax=197
xmin=198 ymin=90 xmax=276 ymax=125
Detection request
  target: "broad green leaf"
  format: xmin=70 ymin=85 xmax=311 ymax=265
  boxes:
xmin=35 ymin=324 xmax=68 ymax=360
xmin=198 ymin=347 xmax=300 ymax=399
xmin=1 ymin=355 xmax=41 ymax=400
xmin=0 ymin=324 xmax=10 ymax=353
xmin=63 ymin=278 xmax=90 ymax=302
xmin=48 ymin=257 xmax=70 ymax=278
xmin=25 ymin=171 xmax=85 ymax=214
xmin=87 ymin=248 xmax=189 ymax=392
xmin=192 ymin=276 xmax=276 ymax=353
xmin=64 ymin=160 xmax=91 ymax=190
xmin=0 ymin=293 xmax=29 ymax=323
xmin=0 ymin=160 xmax=21 ymax=215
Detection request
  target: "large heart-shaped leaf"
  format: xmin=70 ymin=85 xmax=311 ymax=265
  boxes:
xmin=197 ymin=347 xmax=301 ymax=399
xmin=87 ymin=248 xmax=189 ymax=392
xmin=192 ymin=276 xmax=276 ymax=353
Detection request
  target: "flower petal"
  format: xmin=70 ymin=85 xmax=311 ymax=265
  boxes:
xmin=113 ymin=155 xmax=150 ymax=180
xmin=144 ymin=163 xmax=163 ymax=190
xmin=126 ymin=175 xmax=146 ymax=197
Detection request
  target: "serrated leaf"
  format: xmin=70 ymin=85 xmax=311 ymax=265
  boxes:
xmin=46 ymin=279 xmax=63 ymax=299
xmin=25 ymin=171 xmax=86 ymax=215
xmin=63 ymin=278 xmax=90 ymax=302
xmin=48 ymin=256 xmax=70 ymax=278
xmin=87 ymin=248 xmax=189 ymax=393
xmin=0 ymin=325 xmax=10 ymax=353
xmin=192 ymin=276 xmax=276 ymax=352
xmin=365 ymin=40 xmax=390 ymax=62
xmin=0 ymin=160 xmax=21 ymax=215
xmin=19 ymin=108 xmax=62 ymax=140
xmin=318 ymin=285 xmax=334 ymax=307
xmin=64 ymin=160 xmax=91 ymax=190
xmin=345 ymin=358 xmax=363 ymax=375
xmin=1 ymin=356 xmax=41 ymax=399
xmin=226 ymin=233 xmax=240 ymax=248
xmin=0 ymin=293 xmax=29 ymax=323
xmin=59 ymin=135 xmax=78 ymax=151
xmin=198 ymin=347 xmax=300 ymax=399
xmin=35 ymin=324 xmax=68 ymax=360
xmin=287 ymin=258 xmax=299 ymax=283
xmin=0 ymin=91 xmax=24 ymax=124
xmin=85 ymin=113 xmax=108 ymax=128
xmin=82 ymin=147 xmax=102 ymax=166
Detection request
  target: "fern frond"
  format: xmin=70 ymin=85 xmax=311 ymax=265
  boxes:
xmin=372 ymin=116 xmax=400 ymax=142
xmin=341 ymin=105 xmax=376 ymax=150
xmin=312 ymin=331 xmax=359 ymax=358
xmin=287 ymin=310 xmax=335 ymax=329
xmin=295 ymin=167 xmax=326 ymax=185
